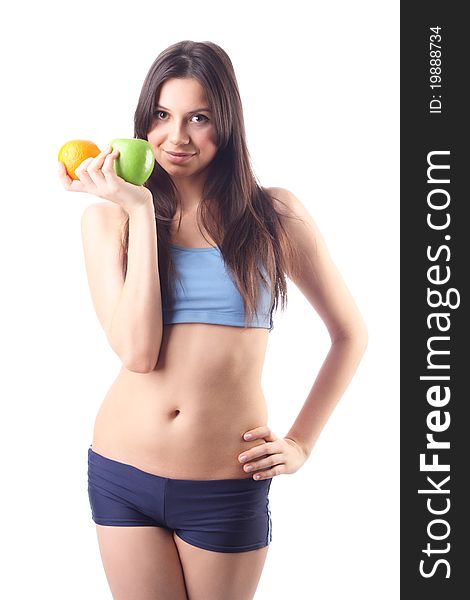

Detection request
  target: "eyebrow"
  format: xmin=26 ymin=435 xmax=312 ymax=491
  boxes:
xmin=155 ymin=104 xmax=212 ymax=114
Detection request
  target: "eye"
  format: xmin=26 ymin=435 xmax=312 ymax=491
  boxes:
xmin=191 ymin=114 xmax=209 ymax=124
xmin=154 ymin=110 xmax=168 ymax=120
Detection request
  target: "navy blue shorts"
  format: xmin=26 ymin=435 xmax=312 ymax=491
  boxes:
xmin=87 ymin=446 xmax=273 ymax=553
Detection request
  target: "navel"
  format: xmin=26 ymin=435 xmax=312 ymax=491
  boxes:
xmin=170 ymin=408 xmax=181 ymax=419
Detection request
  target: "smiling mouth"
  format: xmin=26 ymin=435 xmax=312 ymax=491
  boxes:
xmin=165 ymin=151 xmax=195 ymax=156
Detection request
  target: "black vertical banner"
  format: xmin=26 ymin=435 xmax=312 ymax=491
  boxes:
xmin=401 ymin=3 xmax=469 ymax=598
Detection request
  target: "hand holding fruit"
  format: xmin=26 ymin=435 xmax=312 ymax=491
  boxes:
xmin=58 ymin=139 xmax=155 ymax=214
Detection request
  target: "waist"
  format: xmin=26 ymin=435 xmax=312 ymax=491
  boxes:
xmin=93 ymin=372 xmax=268 ymax=479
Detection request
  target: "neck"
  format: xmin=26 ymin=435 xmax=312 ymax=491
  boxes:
xmin=171 ymin=171 xmax=208 ymax=213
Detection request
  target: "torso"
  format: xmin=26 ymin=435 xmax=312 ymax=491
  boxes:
xmin=91 ymin=205 xmax=271 ymax=480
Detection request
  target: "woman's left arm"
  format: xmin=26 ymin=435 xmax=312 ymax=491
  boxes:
xmin=238 ymin=187 xmax=368 ymax=478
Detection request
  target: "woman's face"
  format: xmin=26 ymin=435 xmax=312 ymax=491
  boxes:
xmin=147 ymin=77 xmax=218 ymax=179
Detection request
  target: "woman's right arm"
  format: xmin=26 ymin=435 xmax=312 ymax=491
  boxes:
xmin=60 ymin=145 xmax=164 ymax=372
xmin=109 ymin=199 xmax=162 ymax=372
xmin=80 ymin=199 xmax=163 ymax=373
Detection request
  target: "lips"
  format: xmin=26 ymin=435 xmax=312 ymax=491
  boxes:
xmin=164 ymin=150 xmax=196 ymax=165
xmin=165 ymin=150 xmax=195 ymax=156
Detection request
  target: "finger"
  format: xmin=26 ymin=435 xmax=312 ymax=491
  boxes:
xmin=239 ymin=439 xmax=280 ymax=464
xmin=244 ymin=427 xmax=277 ymax=442
xmin=75 ymin=156 xmax=95 ymax=182
xmin=238 ymin=442 xmax=271 ymax=464
xmin=58 ymin=161 xmax=86 ymax=192
xmin=252 ymin=464 xmax=284 ymax=480
xmin=101 ymin=149 xmax=121 ymax=184
xmin=243 ymin=453 xmax=284 ymax=473
xmin=85 ymin=147 xmax=111 ymax=186
xmin=57 ymin=161 xmax=72 ymax=186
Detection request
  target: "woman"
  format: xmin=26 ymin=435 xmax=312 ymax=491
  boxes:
xmin=59 ymin=40 xmax=367 ymax=600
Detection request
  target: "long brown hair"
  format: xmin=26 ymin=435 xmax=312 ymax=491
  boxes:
xmin=120 ymin=40 xmax=303 ymax=328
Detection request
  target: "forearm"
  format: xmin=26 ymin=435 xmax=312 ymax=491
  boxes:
xmin=285 ymin=331 xmax=368 ymax=457
xmin=110 ymin=200 xmax=162 ymax=372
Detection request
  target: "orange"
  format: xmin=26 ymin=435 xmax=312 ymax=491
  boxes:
xmin=58 ymin=139 xmax=101 ymax=180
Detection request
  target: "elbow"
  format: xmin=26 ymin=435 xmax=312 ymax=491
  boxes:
xmin=124 ymin=361 xmax=153 ymax=374
xmin=332 ymin=324 xmax=368 ymax=350
xmin=123 ymin=358 xmax=156 ymax=374
xmin=122 ymin=347 xmax=161 ymax=374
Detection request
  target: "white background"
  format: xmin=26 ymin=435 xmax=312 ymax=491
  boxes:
xmin=1 ymin=1 xmax=399 ymax=598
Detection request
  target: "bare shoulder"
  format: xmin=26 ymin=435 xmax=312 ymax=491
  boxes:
xmin=265 ymin=186 xmax=294 ymax=217
xmin=265 ymin=186 xmax=316 ymax=241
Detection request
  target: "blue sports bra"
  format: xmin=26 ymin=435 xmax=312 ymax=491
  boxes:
xmin=162 ymin=244 xmax=274 ymax=331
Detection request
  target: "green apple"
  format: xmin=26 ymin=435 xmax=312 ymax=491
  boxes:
xmin=109 ymin=138 xmax=155 ymax=185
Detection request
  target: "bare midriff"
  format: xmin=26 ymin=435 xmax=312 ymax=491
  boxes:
xmin=91 ymin=322 xmax=270 ymax=480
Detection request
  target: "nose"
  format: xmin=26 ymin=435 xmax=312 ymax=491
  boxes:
xmin=168 ymin=119 xmax=190 ymax=146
